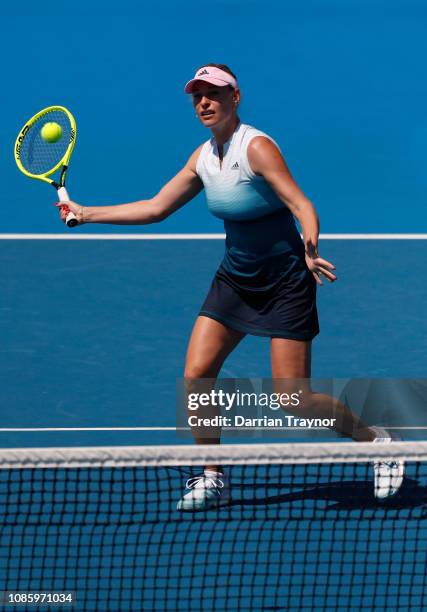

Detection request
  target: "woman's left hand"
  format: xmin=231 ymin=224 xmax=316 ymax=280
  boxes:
xmin=305 ymin=252 xmax=337 ymax=285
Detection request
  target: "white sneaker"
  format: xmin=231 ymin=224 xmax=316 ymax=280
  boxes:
xmin=177 ymin=470 xmax=230 ymax=511
xmin=372 ymin=428 xmax=405 ymax=500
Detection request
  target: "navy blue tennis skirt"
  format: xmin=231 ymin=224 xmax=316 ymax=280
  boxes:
xmin=199 ymin=259 xmax=319 ymax=340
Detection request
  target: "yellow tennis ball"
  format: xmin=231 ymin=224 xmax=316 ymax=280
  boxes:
xmin=40 ymin=122 xmax=63 ymax=143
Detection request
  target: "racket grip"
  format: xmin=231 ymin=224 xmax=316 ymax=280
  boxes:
xmin=57 ymin=186 xmax=78 ymax=228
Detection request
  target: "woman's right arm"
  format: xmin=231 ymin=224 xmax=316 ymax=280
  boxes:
xmin=58 ymin=145 xmax=204 ymax=225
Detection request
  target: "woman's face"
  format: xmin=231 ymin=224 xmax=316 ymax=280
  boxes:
xmin=192 ymin=81 xmax=239 ymax=127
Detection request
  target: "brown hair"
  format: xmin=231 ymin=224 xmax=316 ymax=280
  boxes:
xmin=195 ymin=63 xmax=238 ymax=82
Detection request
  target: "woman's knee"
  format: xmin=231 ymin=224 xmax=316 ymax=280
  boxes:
xmin=184 ymin=359 xmax=220 ymax=379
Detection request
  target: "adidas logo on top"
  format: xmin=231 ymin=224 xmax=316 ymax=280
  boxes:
xmin=231 ymin=161 xmax=239 ymax=169
xmin=197 ymin=69 xmax=209 ymax=76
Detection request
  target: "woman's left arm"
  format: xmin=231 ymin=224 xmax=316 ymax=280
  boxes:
xmin=247 ymin=136 xmax=336 ymax=284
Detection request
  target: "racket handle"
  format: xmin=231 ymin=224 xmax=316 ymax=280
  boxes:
xmin=57 ymin=186 xmax=78 ymax=228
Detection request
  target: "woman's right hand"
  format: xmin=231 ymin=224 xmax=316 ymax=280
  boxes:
xmin=55 ymin=200 xmax=85 ymax=225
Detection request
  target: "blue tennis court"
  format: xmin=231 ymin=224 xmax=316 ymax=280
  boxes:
xmin=1 ymin=236 xmax=426 ymax=448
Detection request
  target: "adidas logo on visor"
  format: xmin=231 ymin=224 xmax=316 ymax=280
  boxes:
xmin=197 ymin=69 xmax=209 ymax=76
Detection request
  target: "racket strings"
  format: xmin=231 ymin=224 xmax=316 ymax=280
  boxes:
xmin=18 ymin=109 xmax=72 ymax=176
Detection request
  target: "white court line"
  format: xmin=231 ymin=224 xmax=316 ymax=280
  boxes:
xmin=0 ymin=427 xmax=177 ymax=432
xmin=0 ymin=234 xmax=427 ymax=240
xmin=1 ymin=426 xmax=427 ymax=432
xmin=0 ymin=234 xmax=225 ymax=240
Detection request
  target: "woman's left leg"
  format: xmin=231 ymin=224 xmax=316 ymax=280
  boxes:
xmin=270 ymin=338 xmax=376 ymax=442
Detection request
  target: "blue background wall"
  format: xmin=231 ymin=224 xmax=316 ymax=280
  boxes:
xmin=1 ymin=0 xmax=426 ymax=233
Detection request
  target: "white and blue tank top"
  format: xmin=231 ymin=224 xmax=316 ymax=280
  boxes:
xmin=196 ymin=122 xmax=304 ymax=280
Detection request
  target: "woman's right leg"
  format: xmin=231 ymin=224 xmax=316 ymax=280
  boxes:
xmin=178 ymin=316 xmax=245 ymax=510
xmin=185 ymin=315 xmax=245 ymax=379
xmin=184 ymin=315 xmax=245 ymax=448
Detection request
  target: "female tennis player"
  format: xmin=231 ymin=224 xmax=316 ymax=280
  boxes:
xmin=57 ymin=64 xmax=403 ymax=507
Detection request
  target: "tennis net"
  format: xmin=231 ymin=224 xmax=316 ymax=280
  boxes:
xmin=0 ymin=441 xmax=427 ymax=612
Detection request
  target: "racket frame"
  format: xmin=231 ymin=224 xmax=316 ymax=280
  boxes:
xmin=14 ymin=105 xmax=78 ymax=227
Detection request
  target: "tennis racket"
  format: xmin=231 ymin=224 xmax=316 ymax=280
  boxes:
xmin=14 ymin=105 xmax=78 ymax=227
